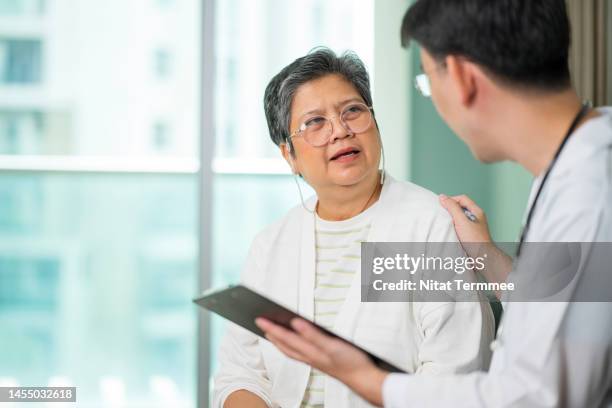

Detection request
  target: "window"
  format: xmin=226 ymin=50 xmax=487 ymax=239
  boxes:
xmin=0 ymin=1 xmax=200 ymax=407
xmin=154 ymin=48 xmax=172 ymax=79
xmin=0 ymin=0 xmax=45 ymax=16
xmin=152 ymin=121 xmax=172 ymax=151
xmin=0 ymin=39 xmax=42 ymax=84
xmin=0 ymin=111 xmax=44 ymax=154
xmin=0 ymin=0 xmax=376 ymax=405
xmin=154 ymin=0 xmax=173 ymax=9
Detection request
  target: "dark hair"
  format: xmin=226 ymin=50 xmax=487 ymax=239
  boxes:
xmin=401 ymin=0 xmax=572 ymax=90
xmin=263 ymin=47 xmax=374 ymax=148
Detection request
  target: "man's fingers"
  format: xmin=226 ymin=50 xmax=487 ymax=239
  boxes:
xmin=439 ymin=194 xmax=468 ymax=221
xmin=451 ymin=194 xmax=483 ymax=217
xmin=256 ymin=318 xmax=323 ymax=363
xmin=265 ymin=332 xmax=307 ymax=363
xmin=255 ymin=317 xmax=279 ymax=334
xmin=290 ymin=319 xmax=333 ymax=349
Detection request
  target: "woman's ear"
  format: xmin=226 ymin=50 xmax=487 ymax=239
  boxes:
xmin=280 ymin=143 xmax=298 ymax=174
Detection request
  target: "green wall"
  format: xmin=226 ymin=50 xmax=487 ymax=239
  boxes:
xmin=407 ymin=49 xmax=532 ymax=242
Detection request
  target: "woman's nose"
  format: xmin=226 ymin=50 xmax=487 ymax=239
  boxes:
xmin=328 ymin=117 xmax=353 ymax=144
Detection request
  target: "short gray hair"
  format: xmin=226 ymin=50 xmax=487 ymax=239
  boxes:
xmin=263 ymin=47 xmax=374 ymax=149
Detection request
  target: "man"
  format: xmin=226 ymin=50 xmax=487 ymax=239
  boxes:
xmin=256 ymin=0 xmax=612 ymax=406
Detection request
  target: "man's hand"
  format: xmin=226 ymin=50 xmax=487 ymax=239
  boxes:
xmin=440 ymin=194 xmax=513 ymax=297
xmin=439 ymin=194 xmax=493 ymax=245
xmin=255 ymin=317 xmax=388 ymax=407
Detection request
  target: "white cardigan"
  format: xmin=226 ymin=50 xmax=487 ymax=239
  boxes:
xmin=213 ymin=175 xmax=495 ymax=408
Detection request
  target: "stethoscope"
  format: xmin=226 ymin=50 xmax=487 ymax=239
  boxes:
xmin=516 ymin=102 xmax=592 ymax=257
xmin=490 ymin=102 xmax=592 ymax=352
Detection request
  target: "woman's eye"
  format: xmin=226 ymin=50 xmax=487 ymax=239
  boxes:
xmin=346 ymin=104 xmax=365 ymax=113
xmin=305 ymin=117 xmax=326 ymax=127
xmin=343 ymin=105 xmax=366 ymax=120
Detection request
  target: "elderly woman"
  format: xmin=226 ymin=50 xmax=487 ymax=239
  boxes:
xmin=214 ymin=48 xmax=494 ymax=408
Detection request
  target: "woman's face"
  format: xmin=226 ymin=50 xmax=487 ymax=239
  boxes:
xmin=283 ymin=74 xmax=381 ymax=191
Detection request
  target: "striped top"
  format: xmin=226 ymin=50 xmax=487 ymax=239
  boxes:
xmin=300 ymin=204 xmax=376 ymax=407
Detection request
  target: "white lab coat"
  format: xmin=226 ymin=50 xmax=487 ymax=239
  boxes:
xmin=213 ymin=175 xmax=495 ymax=408
xmin=383 ymin=108 xmax=612 ymax=407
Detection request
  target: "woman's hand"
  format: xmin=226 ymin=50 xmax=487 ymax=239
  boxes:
xmin=224 ymin=390 xmax=269 ymax=408
xmin=255 ymin=317 xmax=388 ymax=407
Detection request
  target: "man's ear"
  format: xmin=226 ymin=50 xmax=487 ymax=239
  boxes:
xmin=280 ymin=143 xmax=298 ymax=174
xmin=446 ymin=55 xmax=477 ymax=106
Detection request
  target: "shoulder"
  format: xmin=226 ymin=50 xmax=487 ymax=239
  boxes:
xmin=383 ymin=176 xmax=453 ymax=223
xmin=552 ymin=109 xmax=612 ymax=202
xmin=532 ymin=116 xmax=612 ymax=242
xmin=377 ymin=176 xmax=457 ymax=242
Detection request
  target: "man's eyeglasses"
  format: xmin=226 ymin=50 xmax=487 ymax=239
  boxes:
xmin=415 ymin=73 xmax=432 ymax=97
xmin=415 ymin=61 xmax=447 ymax=98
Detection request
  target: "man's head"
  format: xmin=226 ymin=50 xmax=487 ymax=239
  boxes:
xmin=401 ymin=0 xmax=573 ymax=162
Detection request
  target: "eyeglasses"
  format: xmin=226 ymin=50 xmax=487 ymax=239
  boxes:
xmin=288 ymin=102 xmax=374 ymax=148
xmin=415 ymin=73 xmax=432 ymax=97
xmin=415 ymin=62 xmax=447 ymax=98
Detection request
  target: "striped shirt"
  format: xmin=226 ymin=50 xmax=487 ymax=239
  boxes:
xmin=300 ymin=205 xmax=376 ymax=407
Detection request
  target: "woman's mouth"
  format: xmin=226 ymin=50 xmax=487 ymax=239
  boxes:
xmin=330 ymin=147 xmax=361 ymax=162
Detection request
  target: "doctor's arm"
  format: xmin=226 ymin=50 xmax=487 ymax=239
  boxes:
xmin=255 ymin=317 xmax=527 ymax=408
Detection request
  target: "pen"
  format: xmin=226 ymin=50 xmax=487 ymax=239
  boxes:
xmin=463 ymin=207 xmax=477 ymax=222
